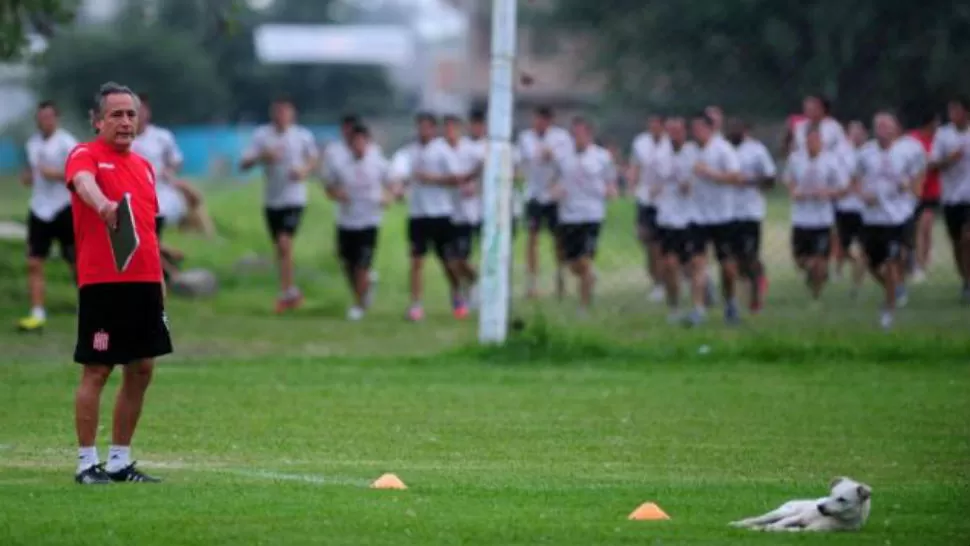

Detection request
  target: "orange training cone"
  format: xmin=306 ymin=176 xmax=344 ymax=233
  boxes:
xmin=628 ymin=502 xmax=670 ymax=521
xmin=370 ymin=473 xmax=407 ymax=490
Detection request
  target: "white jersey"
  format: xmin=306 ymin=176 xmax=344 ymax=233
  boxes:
xmin=630 ymin=133 xmax=672 ymax=206
xmin=405 ymin=137 xmax=460 ymax=218
xmin=835 ymin=142 xmax=865 ymax=213
xmin=25 ymin=129 xmax=78 ymax=221
xmin=692 ymin=134 xmax=742 ymax=225
xmin=855 ymin=140 xmax=924 ymax=226
xmin=792 ymin=117 xmax=848 ymax=155
xmin=450 ymin=136 xmax=487 ymax=225
xmin=132 ymin=124 xmax=186 ymax=221
xmin=327 ymin=151 xmax=390 ymax=230
xmin=554 ymin=144 xmax=615 ymax=224
xmin=516 ymin=126 xmax=573 ymax=204
xmin=733 ymin=138 xmax=777 ymax=222
xmin=655 ymin=141 xmax=700 ymax=229
xmin=930 ymin=123 xmax=970 ymax=204
xmin=784 ymin=151 xmax=848 ymax=228
xmin=321 ymin=139 xmax=382 ymax=183
xmin=243 ymin=124 xmax=319 ymax=209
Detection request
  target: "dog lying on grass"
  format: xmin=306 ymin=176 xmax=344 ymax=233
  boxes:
xmin=729 ymin=477 xmax=871 ymax=532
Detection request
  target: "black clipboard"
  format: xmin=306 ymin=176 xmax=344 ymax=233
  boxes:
xmin=107 ymin=193 xmax=140 ymax=272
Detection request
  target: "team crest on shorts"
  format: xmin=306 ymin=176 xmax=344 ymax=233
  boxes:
xmin=93 ymin=329 xmax=109 ymax=352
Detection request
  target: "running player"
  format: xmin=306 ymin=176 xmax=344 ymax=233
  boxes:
xmin=18 ymin=100 xmax=78 ymax=332
xmin=549 ymin=117 xmax=617 ymax=314
xmin=688 ymin=112 xmax=743 ymax=325
xmin=784 ymin=126 xmax=849 ymax=302
xmin=446 ymin=110 xmax=488 ymax=309
xmin=324 ymin=124 xmax=391 ymax=321
xmin=725 ymin=118 xmax=777 ymax=314
xmin=855 ymin=112 xmax=925 ymax=328
xmin=517 ymin=106 xmax=573 ymax=299
xmin=404 ymin=112 xmax=463 ymax=321
xmin=832 ymin=120 xmax=868 ymax=296
xmin=653 ymin=117 xmax=700 ymax=322
xmin=929 ymin=97 xmax=970 ymax=303
xmin=909 ymin=111 xmax=941 ymax=283
xmin=791 ymin=94 xmax=848 ymax=155
xmin=629 ymin=114 xmax=671 ymax=302
xmin=240 ymin=95 xmax=320 ymax=313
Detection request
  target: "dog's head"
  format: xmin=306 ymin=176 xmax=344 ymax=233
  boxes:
xmin=816 ymin=477 xmax=872 ymax=521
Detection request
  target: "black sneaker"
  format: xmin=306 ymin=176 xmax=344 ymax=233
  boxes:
xmin=106 ymin=462 xmax=161 ymax=483
xmin=75 ymin=463 xmax=112 ymax=485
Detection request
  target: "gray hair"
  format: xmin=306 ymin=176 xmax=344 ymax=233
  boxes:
xmin=92 ymin=81 xmax=140 ymax=119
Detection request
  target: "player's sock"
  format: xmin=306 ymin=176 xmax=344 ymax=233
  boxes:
xmin=106 ymin=445 xmax=131 ymax=473
xmin=30 ymin=306 xmax=46 ymax=321
xmin=77 ymin=446 xmax=99 ymax=473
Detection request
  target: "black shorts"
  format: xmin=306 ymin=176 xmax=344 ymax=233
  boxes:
xmin=863 ymin=224 xmax=906 ymax=269
xmin=409 ymin=216 xmax=454 ymax=260
xmin=835 ymin=211 xmax=864 ymax=248
xmin=694 ymin=222 xmax=735 ymax=262
xmin=337 ymin=227 xmax=378 ymax=270
xmin=943 ymin=203 xmax=970 ymax=242
xmin=733 ymin=220 xmax=761 ymax=263
xmin=26 ymin=207 xmax=74 ymax=262
xmin=657 ymin=225 xmax=702 ymax=264
xmin=901 ymin=213 xmax=917 ymax=250
xmin=264 ymin=206 xmax=304 ymax=240
xmin=525 ymin=200 xmax=558 ymax=233
xmin=74 ymin=282 xmax=173 ymax=365
xmin=636 ymin=205 xmax=658 ymax=242
xmin=450 ymin=223 xmax=480 ymax=261
xmin=559 ymin=222 xmax=601 ymax=262
xmin=791 ymin=227 xmax=832 ymax=259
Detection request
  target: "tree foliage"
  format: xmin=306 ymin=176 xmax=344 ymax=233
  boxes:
xmin=550 ymin=0 xmax=970 ymax=120
xmin=0 ymin=0 xmax=75 ymax=59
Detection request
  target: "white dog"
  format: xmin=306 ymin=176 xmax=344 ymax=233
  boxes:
xmin=729 ymin=477 xmax=872 ymax=532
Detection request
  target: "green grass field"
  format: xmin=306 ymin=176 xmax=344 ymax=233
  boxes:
xmin=1 ymin=178 xmax=968 ymax=545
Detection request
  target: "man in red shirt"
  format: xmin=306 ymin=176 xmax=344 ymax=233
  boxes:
xmin=909 ymin=110 xmax=941 ymax=282
xmin=65 ymin=82 xmax=172 ymax=485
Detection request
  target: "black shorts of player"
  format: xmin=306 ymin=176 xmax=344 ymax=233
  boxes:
xmin=525 ymin=200 xmax=558 ymax=233
xmin=450 ymin=223 xmax=481 ymax=261
xmin=409 ymin=216 xmax=454 ymax=260
xmin=74 ymin=282 xmax=173 ymax=366
xmin=559 ymin=222 xmax=601 ymax=262
xmin=791 ymin=227 xmax=832 ymax=259
xmin=657 ymin=225 xmax=703 ymax=264
xmin=26 ymin=206 xmax=75 ymax=262
xmin=835 ymin=211 xmax=863 ymax=249
xmin=943 ymin=203 xmax=970 ymax=242
xmin=901 ymin=213 xmax=917 ymax=250
xmin=636 ymin=205 xmax=658 ymax=242
xmin=695 ymin=222 xmax=736 ymax=262
xmin=337 ymin=227 xmax=378 ymax=271
xmin=863 ymin=224 xmax=906 ymax=269
xmin=155 ymin=215 xmax=166 ymax=239
xmin=733 ymin=220 xmax=761 ymax=264
xmin=264 ymin=206 xmax=305 ymax=240
xmin=916 ymin=198 xmax=940 ymax=218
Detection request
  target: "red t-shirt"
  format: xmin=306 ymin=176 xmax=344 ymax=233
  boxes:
xmin=64 ymin=139 xmax=163 ymax=287
xmin=908 ymin=130 xmax=941 ymax=200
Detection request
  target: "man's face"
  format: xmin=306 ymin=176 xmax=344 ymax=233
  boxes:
xmin=648 ymin=117 xmax=665 ymax=137
xmin=96 ymin=93 xmax=138 ymax=149
xmin=704 ymin=106 xmax=723 ymax=130
xmin=948 ymin=102 xmax=968 ymax=126
xmin=271 ymin=101 xmax=295 ymax=127
xmin=469 ymin=120 xmax=486 ymax=139
xmin=806 ymin=131 xmax=822 ymax=155
xmin=666 ymin=120 xmax=686 ymax=144
xmin=803 ymin=97 xmax=824 ymax=121
xmin=35 ymin=107 xmax=58 ymax=135
xmin=532 ymin=114 xmax=551 ymax=134
xmin=847 ymin=122 xmax=868 ymax=147
xmin=725 ymin=119 xmax=745 ymax=144
xmin=417 ymin=119 xmax=437 ymax=141
xmin=350 ymin=133 xmax=369 ymax=156
xmin=691 ymin=119 xmax=712 ymax=144
xmin=341 ymin=122 xmax=355 ymax=141
xmin=874 ymin=115 xmax=896 ymax=142
xmin=572 ymin=122 xmax=591 ymax=147
xmin=444 ymin=120 xmax=462 ymax=141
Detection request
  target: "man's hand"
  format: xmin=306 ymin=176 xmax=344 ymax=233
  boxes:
xmin=693 ymin=162 xmax=711 ymax=177
xmin=862 ymin=192 xmax=878 ymax=206
xmin=605 ymin=183 xmax=619 ymax=199
xmin=99 ymin=201 xmax=119 ymax=229
xmin=948 ymin=149 xmax=964 ymax=164
xmin=460 ymin=182 xmax=477 ymax=197
xmin=288 ymin=166 xmax=308 ymax=182
xmin=540 ymin=147 xmax=553 ymax=162
xmin=549 ymin=184 xmax=565 ymax=201
xmin=678 ymin=181 xmax=691 ymax=196
xmin=39 ymin=166 xmax=63 ymax=180
xmin=260 ymin=148 xmax=280 ymax=164
xmin=19 ymin=169 xmax=32 ymax=186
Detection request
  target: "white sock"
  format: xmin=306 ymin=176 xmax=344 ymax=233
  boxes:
xmin=31 ymin=306 xmax=45 ymax=320
xmin=77 ymin=446 xmax=98 ymax=473
xmin=106 ymin=445 xmax=131 ymax=472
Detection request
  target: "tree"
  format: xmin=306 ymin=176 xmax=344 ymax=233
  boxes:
xmin=549 ymin=0 xmax=970 ymax=120
xmin=0 ymin=0 xmax=75 ymax=59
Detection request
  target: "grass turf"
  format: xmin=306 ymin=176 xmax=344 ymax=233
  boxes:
xmin=0 ymin=178 xmax=968 ymax=545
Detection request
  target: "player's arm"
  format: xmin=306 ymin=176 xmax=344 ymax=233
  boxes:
xmin=929 ymin=134 xmax=962 ymax=170
xmin=603 ymin=154 xmax=619 ymax=199
xmin=19 ymin=165 xmax=32 ymax=186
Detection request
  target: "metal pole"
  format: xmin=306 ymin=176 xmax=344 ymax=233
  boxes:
xmin=477 ymin=0 xmax=517 ymax=344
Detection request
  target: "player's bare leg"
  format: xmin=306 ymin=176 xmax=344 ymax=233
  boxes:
xmin=720 ymin=258 xmax=740 ymax=323
xmin=663 ymin=253 xmax=682 ymax=321
xmin=74 ymin=365 xmax=112 ymax=483
xmin=274 ymin=234 xmax=301 ymax=313
xmin=526 ymin=229 xmax=540 ymax=298
xmin=105 ymin=359 xmax=160 ymax=482
xmin=915 ymin=208 xmax=934 ymax=280
xmin=408 ymin=256 xmax=425 ymax=320
xmin=685 ymin=254 xmax=708 ymax=326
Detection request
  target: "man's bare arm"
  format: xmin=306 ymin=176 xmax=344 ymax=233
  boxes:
xmin=72 ymin=171 xmax=118 ymax=228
